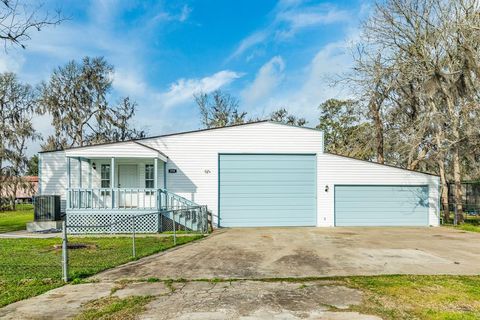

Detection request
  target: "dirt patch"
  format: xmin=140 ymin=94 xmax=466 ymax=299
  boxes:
xmin=275 ymin=250 xmax=331 ymax=270
xmin=197 ymin=246 xmax=264 ymax=278
xmin=336 ymin=232 xmax=359 ymax=236
xmin=53 ymin=243 xmax=97 ymax=250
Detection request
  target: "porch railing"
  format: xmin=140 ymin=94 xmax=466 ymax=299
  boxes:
xmin=67 ymin=188 xmax=199 ymax=211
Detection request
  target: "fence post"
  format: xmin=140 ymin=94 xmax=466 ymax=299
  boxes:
xmin=204 ymin=206 xmax=208 ymax=234
xmin=132 ymin=215 xmax=136 ymax=258
xmin=62 ymin=220 xmax=69 ymax=282
xmin=454 ymin=204 xmax=458 ymax=226
xmin=172 ymin=210 xmax=177 ymax=245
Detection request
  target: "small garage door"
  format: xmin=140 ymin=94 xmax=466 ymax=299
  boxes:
xmin=219 ymin=154 xmax=316 ymax=227
xmin=335 ymin=185 xmax=429 ymax=226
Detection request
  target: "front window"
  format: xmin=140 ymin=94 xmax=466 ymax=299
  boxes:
xmin=101 ymin=164 xmax=111 ymax=188
xmin=145 ymin=164 xmax=154 ymax=188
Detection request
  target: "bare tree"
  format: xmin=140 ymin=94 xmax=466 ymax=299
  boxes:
xmin=317 ymin=99 xmax=375 ymax=160
xmin=195 ymin=90 xmax=247 ymax=128
xmin=0 ymin=0 xmax=64 ymax=49
xmin=339 ymin=0 xmax=480 ymax=222
xmin=270 ymin=108 xmax=307 ymax=126
xmin=38 ymin=56 xmax=113 ymax=149
xmin=87 ymin=97 xmax=147 ymax=144
xmin=0 ymin=72 xmax=37 ymax=210
xmin=39 ymin=57 xmax=147 ymax=150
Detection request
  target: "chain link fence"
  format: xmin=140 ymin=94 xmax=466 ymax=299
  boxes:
xmin=60 ymin=206 xmax=210 ymax=282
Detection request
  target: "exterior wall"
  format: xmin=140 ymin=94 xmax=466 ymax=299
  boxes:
xmin=141 ymin=122 xmax=324 ymax=225
xmin=317 ymin=153 xmax=440 ymax=226
xmin=39 ymin=122 xmax=440 ymax=227
xmin=39 ymin=151 xmax=67 ymax=212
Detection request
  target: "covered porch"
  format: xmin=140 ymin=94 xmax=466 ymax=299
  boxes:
xmin=65 ymin=141 xmax=174 ymax=212
xmin=63 ymin=141 xmax=206 ymax=233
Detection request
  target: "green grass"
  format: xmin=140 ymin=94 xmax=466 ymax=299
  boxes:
xmin=74 ymin=296 xmax=153 ymax=320
xmin=344 ymin=275 xmax=480 ymax=320
xmin=453 ymin=224 xmax=480 ymax=233
xmin=0 ymin=204 xmax=33 ymax=233
xmin=0 ymin=234 xmax=202 ymax=308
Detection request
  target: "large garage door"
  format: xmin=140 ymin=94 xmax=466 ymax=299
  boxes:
xmin=219 ymin=154 xmax=316 ymax=227
xmin=335 ymin=185 xmax=429 ymax=226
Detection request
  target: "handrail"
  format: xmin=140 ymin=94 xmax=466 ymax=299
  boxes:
xmin=67 ymin=187 xmax=201 ymax=210
xmin=66 ymin=187 xmax=208 ymax=234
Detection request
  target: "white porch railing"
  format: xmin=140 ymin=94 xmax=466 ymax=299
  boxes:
xmin=67 ymin=188 xmax=199 ymax=211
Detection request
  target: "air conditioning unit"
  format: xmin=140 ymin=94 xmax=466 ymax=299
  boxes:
xmin=34 ymin=195 xmax=61 ymax=221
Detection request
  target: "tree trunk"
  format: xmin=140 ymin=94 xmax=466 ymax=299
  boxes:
xmin=438 ymin=157 xmax=449 ymax=223
xmin=370 ymin=99 xmax=385 ymax=164
xmin=452 ymin=144 xmax=464 ymax=223
xmin=407 ymin=147 xmax=428 ymax=171
xmin=10 ymin=183 xmax=17 ymax=211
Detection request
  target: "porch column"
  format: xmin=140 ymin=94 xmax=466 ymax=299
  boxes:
xmin=66 ymin=157 xmax=72 ymax=209
xmin=88 ymin=159 xmax=92 ymax=188
xmin=111 ymin=157 xmax=115 ymax=208
xmin=78 ymin=157 xmax=82 ymax=188
xmin=67 ymin=157 xmax=71 ymax=189
xmin=78 ymin=157 xmax=82 ymax=208
xmin=154 ymin=158 xmax=158 ymax=189
xmin=163 ymin=161 xmax=167 ymax=189
xmin=154 ymin=158 xmax=159 ymax=212
xmin=67 ymin=157 xmax=71 ymax=210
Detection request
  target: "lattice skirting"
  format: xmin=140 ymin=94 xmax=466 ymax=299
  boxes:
xmin=66 ymin=212 xmax=160 ymax=234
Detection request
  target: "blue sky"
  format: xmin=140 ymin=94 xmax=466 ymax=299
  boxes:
xmin=0 ymin=0 xmax=370 ymax=155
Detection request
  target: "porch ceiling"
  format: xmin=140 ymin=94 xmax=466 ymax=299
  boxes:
xmin=65 ymin=141 xmax=168 ymax=162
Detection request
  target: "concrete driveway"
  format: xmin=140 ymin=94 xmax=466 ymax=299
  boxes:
xmin=97 ymin=227 xmax=480 ymax=281
xmin=3 ymin=227 xmax=480 ymax=320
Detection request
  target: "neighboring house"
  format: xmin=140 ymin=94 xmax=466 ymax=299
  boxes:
xmin=0 ymin=176 xmax=38 ymax=203
xmin=38 ymin=121 xmax=440 ymax=232
xmin=16 ymin=176 xmax=38 ymax=203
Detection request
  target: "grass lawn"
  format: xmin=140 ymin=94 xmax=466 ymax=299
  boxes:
xmin=453 ymin=224 xmax=480 ymax=233
xmin=0 ymin=204 xmax=33 ymax=233
xmin=343 ymin=275 xmax=480 ymax=320
xmin=0 ymin=234 xmax=203 ymax=308
xmin=73 ymin=296 xmax=154 ymax=320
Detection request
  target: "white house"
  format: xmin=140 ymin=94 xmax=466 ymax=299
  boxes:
xmin=38 ymin=121 xmax=440 ymax=232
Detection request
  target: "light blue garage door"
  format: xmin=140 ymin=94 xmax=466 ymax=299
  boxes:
xmin=219 ymin=154 xmax=316 ymax=227
xmin=335 ymin=185 xmax=429 ymax=226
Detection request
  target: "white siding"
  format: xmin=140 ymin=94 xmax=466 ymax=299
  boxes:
xmin=141 ymin=122 xmax=324 ymax=224
xmin=317 ymin=154 xmax=440 ymax=226
xmin=40 ymin=151 xmax=67 ymax=212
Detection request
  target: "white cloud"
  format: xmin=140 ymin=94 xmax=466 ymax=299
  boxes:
xmin=179 ymin=5 xmax=193 ymax=22
xmin=291 ymin=40 xmax=353 ymax=114
xmin=113 ymin=69 xmax=147 ymax=96
xmin=275 ymin=6 xmax=349 ymax=40
xmin=228 ymin=30 xmax=269 ymax=61
xmin=238 ymin=34 xmax=357 ymax=124
xmin=229 ymin=2 xmax=350 ymax=61
xmin=159 ymin=70 xmax=243 ymax=108
xmin=151 ymin=4 xmax=193 ymax=23
xmin=242 ymin=56 xmax=285 ymax=106
xmin=0 ymin=51 xmax=25 ymax=73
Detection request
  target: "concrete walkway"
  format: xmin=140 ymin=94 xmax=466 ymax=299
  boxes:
xmin=0 ymin=280 xmax=381 ymax=320
xmin=0 ymin=230 xmax=60 ymax=238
